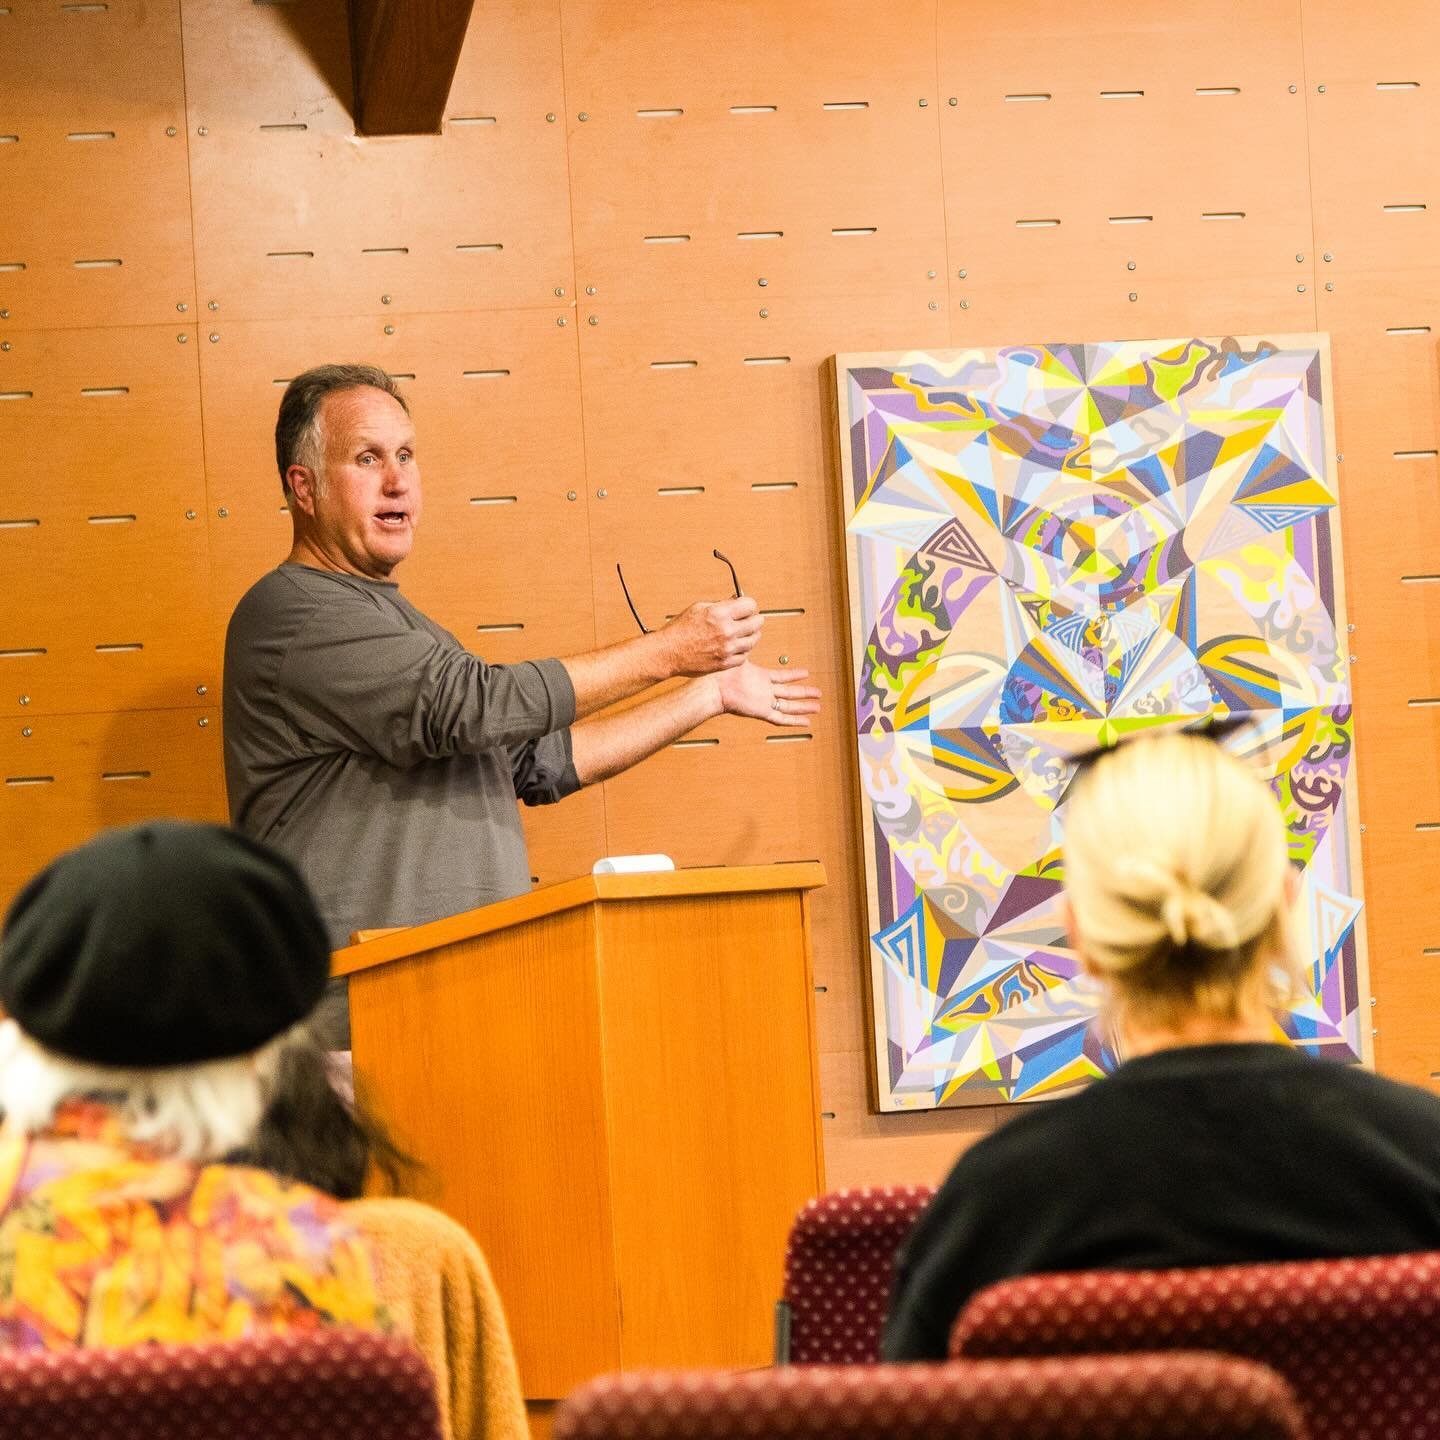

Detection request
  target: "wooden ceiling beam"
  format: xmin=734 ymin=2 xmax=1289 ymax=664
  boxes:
xmin=349 ymin=0 xmax=476 ymax=136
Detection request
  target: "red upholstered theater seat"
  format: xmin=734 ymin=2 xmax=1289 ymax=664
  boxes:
xmin=778 ymin=1185 xmax=934 ymax=1363
xmin=555 ymin=1353 xmax=1305 ymax=1440
xmin=952 ymin=1252 xmax=1440 ymax=1440
xmin=0 ymin=1328 xmax=442 ymax=1440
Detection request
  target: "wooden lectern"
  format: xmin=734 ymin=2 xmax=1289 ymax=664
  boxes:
xmin=331 ymin=863 xmax=827 ymax=1403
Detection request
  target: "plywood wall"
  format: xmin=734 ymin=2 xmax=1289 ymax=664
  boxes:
xmin=1 ymin=0 xmax=1437 ymax=1188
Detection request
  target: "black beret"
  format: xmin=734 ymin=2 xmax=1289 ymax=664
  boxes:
xmin=0 ymin=822 xmax=331 ymax=1067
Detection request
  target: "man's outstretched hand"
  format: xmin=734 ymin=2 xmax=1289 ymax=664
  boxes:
xmin=712 ymin=663 xmax=822 ymax=726
xmin=661 ymin=597 xmax=764 ymax=676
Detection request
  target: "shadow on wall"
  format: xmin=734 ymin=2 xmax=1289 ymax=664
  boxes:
xmin=264 ymin=0 xmax=357 ymax=125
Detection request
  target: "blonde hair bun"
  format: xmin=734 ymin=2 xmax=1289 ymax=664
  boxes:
xmin=1063 ymin=731 xmax=1293 ymax=1023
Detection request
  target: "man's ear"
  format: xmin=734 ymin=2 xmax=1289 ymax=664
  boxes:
xmin=286 ymin=466 xmax=319 ymax=516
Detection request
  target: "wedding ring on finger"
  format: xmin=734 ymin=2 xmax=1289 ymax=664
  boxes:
xmin=772 ymin=696 xmax=782 ymax=711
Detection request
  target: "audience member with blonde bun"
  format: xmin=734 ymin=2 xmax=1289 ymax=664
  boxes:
xmin=884 ymin=730 xmax=1440 ymax=1361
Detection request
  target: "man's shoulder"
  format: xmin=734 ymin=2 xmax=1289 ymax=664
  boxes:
xmin=229 ymin=565 xmax=398 ymax=637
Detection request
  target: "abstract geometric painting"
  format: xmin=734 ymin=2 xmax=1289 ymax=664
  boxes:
xmin=834 ymin=337 xmax=1369 ymax=1111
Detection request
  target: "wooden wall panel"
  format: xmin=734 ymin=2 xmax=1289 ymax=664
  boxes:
xmin=938 ymin=1 xmax=1311 ymax=288
xmin=183 ymin=0 xmax=573 ymax=321
xmin=0 ymin=325 xmax=211 ymax=716
xmin=0 ymin=708 xmax=225 ymax=909
xmin=563 ymin=0 xmax=945 ymax=306
xmin=0 ymin=1 xmax=192 ymax=331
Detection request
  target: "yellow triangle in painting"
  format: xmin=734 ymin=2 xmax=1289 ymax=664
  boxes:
xmin=1243 ymin=477 xmax=1336 ymax=507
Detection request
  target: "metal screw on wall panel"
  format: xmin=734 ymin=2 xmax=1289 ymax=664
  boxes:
xmin=588 ymin=315 xmax=599 ymax=325
xmin=759 ymin=307 xmax=769 ymax=317
xmin=1348 ymin=654 xmax=1358 ymax=663
xmin=959 ymin=299 xmax=970 ymax=309
xmin=177 ymin=302 xmax=188 ymax=312
xmin=918 ymin=98 xmax=928 ymax=107
xmin=177 ymin=333 xmax=188 ymax=343
xmin=196 ymin=685 xmax=208 ymax=696
xmin=578 ymin=112 xmax=589 ymax=122
xmin=185 ymin=509 xmax=196 ymax=519
xmin=0 ymin=310 xmax=8 ymax=319
xmin=1295 ymin=254 xmax=1305 ymax=263
xmin=778 ymin=654 xmax=790 ymax=665
xmin=381 ymin=294 xmax=391 ymax=305
xmin=927 ymin=269 xmax=937 ymax=279
xmin=1325 ymin=282 xmax=1334 ymax=291
xmin=585 ymin=285 xmax=597 ymax=295
xmin=207 ymin=300 xmax=219 ymax=311
xmin=209 ymin=332 xmax=220 ymax=341
xmin=198 ymin=717 xmax=209 ymax=727
xmin=1127 ymin=260 xmax=1136 ymax=271
xmin=1323 ymin=252 xmax=1333 ymax=262
xmin=1359 ymin=823 xmax=1366 ymax=832
xmin=1288 ymin=84 xmax=1298 ymax=93
xmin=21 ymin=727 xmax=30 ymax=737
xmin=384 ymin=324 xmax=395 ymax=335
xmin=1371 ymin=996 xmax=1378 ymax=1006
xmin=566 ymin=490 xmax=577 ymax=501
xmin=596 ymin=488 xmax=607 ymax=499
xmin=1347 ymin=623 xmax=1355 ymax=632
xmin=1297 ymin=284 xmax=1307 ymax=293
xmin=18 ymin=696 xmax=29 ymax=706
xmin=546 ymin=113 xmax=557 ymax=123
xmin=1128 ymin=292 xmax=1138 ymax=301
xmin=554 ymin=286 xmax=566 ymax=297
xmin=197 ymin=126 xmax=208 ymax=136
xmin=556 ymin=316 xmax=567 ymax=326
xmin=217 ymin=507 xmax=229 ymax=518
xmin=1337 ymin=452 xmax=1343 ymax=461
xmin=957 ymin=268 xmax=968 ymax=278
xmin=1317 ymin=84 xmax=1326 ymax=93
xmin=758 ymin=277 xmax=768 ymax=287
xmin=166 ymin=126 xmax=177 ymax=137
xmin=928 ymin=300 xmax=939 ymax=310
xmin=0 ymin=343 xmax=9 ymax=352
xmin=948 ymin=97 xmax=958 ymax=106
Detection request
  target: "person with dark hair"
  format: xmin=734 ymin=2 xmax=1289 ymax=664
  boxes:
xmin=0 ymin=822 xmax=387 ymax=1349
xmin=224 ymin=362 xmax=820 ymax=1043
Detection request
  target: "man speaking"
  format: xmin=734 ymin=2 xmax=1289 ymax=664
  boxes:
xmin=223 ymin=364 xmax=819 ymax=1037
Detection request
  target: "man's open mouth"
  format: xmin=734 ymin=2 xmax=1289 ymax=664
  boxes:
xmin=375 ymin=512 xmax=409 ymax=527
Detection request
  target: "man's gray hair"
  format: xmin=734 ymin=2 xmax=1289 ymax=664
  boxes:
xmin=274 ymin=363 xmax=409 ymax=498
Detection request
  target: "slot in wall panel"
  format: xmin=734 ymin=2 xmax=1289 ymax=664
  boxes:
xmin=199 ymin=312 xmax=594 ymax=662
xmin=0 ymin=707 xmax=225 ymax=913
xmin=183 ymin=0 xmax=572 ymax=320
xmin=938 ymin=0 xmax=1311 ymax=287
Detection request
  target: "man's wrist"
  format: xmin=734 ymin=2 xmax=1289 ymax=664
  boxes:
xmin=636 ymin=626 xmax=677 ymax=684
xmin=695 ymin=673 xmax=726 ymax=720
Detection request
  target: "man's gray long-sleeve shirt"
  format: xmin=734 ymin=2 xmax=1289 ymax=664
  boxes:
xmin=223 ymin=564 xmax=581 ymax=948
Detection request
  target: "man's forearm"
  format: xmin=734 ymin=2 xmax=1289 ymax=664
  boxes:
xmin=558 ymin=598 xmax=763 ymax=719
xmin=560 ymin=631 xmax=675 ymax=720
xmin=570 ymin=677 xmax=723 ymax=784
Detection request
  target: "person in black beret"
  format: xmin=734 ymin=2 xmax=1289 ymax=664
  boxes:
xmin=0 ymin=822 xmax=390 ymax=1349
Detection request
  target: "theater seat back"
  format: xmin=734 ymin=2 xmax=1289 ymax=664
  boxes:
xmin=953 ymin=1251 xmax=1440 ymax=1440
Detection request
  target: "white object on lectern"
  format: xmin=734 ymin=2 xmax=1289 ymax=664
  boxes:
xmin=592 ymin=854 xmax=676 ymax=875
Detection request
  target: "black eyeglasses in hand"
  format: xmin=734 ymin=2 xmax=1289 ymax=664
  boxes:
xmin=616 ymin=549 xmax=741 ymax=634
